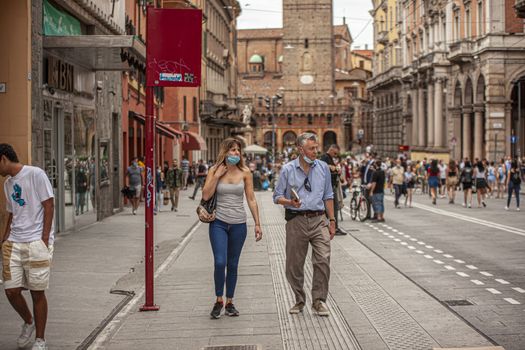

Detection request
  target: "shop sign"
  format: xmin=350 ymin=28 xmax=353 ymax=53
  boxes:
xmin=398 ymin=145 xmax=410 ymax=152
xmin=43 ymin=0 xmax=82 ymax=36
xmin=47 ymin=57 xmax=74 ymax=93
xmin=146 ymin=8 xmax=202 ymax=87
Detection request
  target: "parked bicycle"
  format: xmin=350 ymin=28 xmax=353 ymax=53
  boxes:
xmin=350 ymin=184 xmax=370 ymax=221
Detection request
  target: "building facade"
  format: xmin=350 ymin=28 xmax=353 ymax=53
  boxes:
xmin=0 ymin=0 xmax=147 ymax=233
xmin=370 ymin=0 xmax=525 ymax=161
xmin=237 ymin=0 xmax=362 ymax=156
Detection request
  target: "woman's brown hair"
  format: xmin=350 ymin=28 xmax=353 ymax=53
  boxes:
xmin=214 ymin=138 xmax=246 ymax=170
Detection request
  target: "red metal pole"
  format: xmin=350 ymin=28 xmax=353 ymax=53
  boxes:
xmin=140 ymin=87 xmax=159 ymax=311
xmin=140 ymin=4 xmax=159 ymax=311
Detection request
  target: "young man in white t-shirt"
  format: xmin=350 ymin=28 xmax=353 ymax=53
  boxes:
xmin=0 ymin=144 xmax=54 ymax=350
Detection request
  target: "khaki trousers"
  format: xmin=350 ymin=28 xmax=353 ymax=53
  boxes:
xmin=285 ymin=215 xmax=331 ymax=305
xmin=169 ymin=187 xmax=180 ymax=209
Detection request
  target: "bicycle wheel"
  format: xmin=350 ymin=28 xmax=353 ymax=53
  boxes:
xmin=350 ymin=197 xmax=358 ymax=220
xmin=358 ymin=197 xmax=369 ymax=222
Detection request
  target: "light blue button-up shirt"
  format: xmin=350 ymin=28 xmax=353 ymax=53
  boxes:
xmin=273 ymin=158 xmax=334 ymax=211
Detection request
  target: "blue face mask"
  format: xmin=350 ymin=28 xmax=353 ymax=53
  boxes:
xmin=303 ymin=155 xmax=315 ymax=164
xmin=227 ymin=155 xmax=240 ymax=165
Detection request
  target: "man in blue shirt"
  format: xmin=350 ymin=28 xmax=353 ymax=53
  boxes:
xmin=273 ymin=133 xmax=336 ymax=317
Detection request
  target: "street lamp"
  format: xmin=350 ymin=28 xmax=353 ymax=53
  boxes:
xmin=265 ymin=90 xmax=284 ymax=162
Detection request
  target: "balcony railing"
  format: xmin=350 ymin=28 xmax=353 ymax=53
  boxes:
xmin=448 ymin=40 xmax=474 ymax=62
xmin=516 ymin=0 xmax=525 ymax=18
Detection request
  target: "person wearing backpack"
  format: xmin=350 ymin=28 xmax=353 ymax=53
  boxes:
xmin=460 ymin=161 xmax=474 ymax=208
xmin=505 ymin=160 xmax=522 ymax=211
xmin=496 ymin=159 xmax=507 ymax=199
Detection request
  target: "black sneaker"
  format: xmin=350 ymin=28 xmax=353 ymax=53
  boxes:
xmin=225 ymin=303 xmax=239 ymax=316
xmin=210 ymin=301 xmax=223 ymax=319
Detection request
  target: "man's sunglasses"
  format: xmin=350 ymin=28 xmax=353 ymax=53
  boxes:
xmin=304 ymin=177 xmax=311 ymax=192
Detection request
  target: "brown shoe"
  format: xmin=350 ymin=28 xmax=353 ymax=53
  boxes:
xmin=288 ymin=302 xmax=305 ymax=314
xmin=312 ymin=299 xmax=329 ymax=317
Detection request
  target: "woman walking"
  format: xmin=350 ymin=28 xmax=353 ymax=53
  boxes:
xmin=474 ymin=161 xmax=488 ymax=208
xmin=446 ymin=160 xmax=459 ymax=204
xmin=505 ymin=160 xmax=522 ymax=211
xmin=487 ymin=161 xmax=497 ymax=198
xmin=496 ymin=159 xmax=507 ymax=199
xmin=460 ymin=161 xmax=474 ymax=208
xmin=404 ymin=164 xmax=416 ymax=207
xmin=427 ymin=159 xmax=440 ymax=205
xmin=201 ymin=138 xmax=263 ymax=319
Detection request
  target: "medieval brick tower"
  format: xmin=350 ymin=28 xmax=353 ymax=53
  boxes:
xmin=283 ymin=0 xmax=335 ymax=102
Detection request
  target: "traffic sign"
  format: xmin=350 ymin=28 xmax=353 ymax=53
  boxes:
xmin=511 ymin=136 xmax=518 ymax=144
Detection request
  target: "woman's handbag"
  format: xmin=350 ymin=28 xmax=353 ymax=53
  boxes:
xmin=196 ymin=193 xmax=217 ymax=223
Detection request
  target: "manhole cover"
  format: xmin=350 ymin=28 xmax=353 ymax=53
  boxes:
xmin=444 ymin=299 xmax=474 ymax=306
xmin=202 ymin=346 xmax=260 ymax=350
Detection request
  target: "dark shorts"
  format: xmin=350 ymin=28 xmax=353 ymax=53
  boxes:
xmin=476 ymin=178 xmax=488 ymax=189
xmin=406 ymin=181 xmax=415 ymax=189
xmin=440 ymin=178 xmax=446 ymax=186
xmin=428 ymin=176 xmax=439 ymax=189
xmin=462 ymin=182 xmax=472 ymax=190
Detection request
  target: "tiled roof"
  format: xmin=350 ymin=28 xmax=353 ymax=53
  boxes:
xmin=238 ymin=28 xmax=284 ymax=39
xmin=353 ymin=50 xmax=373 ymax=58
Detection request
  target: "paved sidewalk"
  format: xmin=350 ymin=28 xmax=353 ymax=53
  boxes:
xmin=92 ymin=192 xmax=494 ymax=350
xmin=0 ymin=187 xmax=201 ymax=350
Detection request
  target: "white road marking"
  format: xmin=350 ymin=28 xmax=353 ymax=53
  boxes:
xmin=433 ymin=260 xmax=444 ymax=264
xmin=434 ymin=249 xmax=444 ymax=254
xmin=401 ymin=242 xmax=408 ymax=246
xmin=512 ymin=287 xmax=525 ymax=293
xmin=383 ymin=232 xmax=389 ymax=236
xmin=457 ymin=272 xmax=470 ymax=277
xmin=480 ymin=271 xmax=494 ymax=277
xmin=397 ymin=232 xmax=405 ymax=235
xmin=454 ymin=259 xmax=465 ymax=264
xmin=408 ymin=246 xmax=416 ymax=250
xmin=417 ymin=241 xmax=425 ymax=245
xmin=410 ymin=238 xmax=418 ymax=242
xmin=392 ymin=229 xmax=398 ymax=232
xmin=486 ymin=288 xmax=502 ymax=295
xmin=466 ymin=265 xmax=478 ymax=270
xmin=425 ymin=245 xmax=434 ymax=249
xmin=386 ymin=226 xmax=393 ymax=229
xmin=443 ymin=254 xmax=454 ymax=258
xmin=408 ymin=201 xmax=525 ymax=237
xmin=416 ymin=250 xmax=424 ymax=254
xmin=504 ymin=298 xmax=521 ymax=305
xmin=495 ymin=279 xmax=510 ymax=285
xmin=394 ymin=238 xmax=401 ymax=242
xmin=378 ymin=230 xmax=384 ymax=233
xmin=471 ymin=280 xmax=484 ymax=285
xmin=403 ymin=235 xmax=411 ymax=238
xmin=424 ymin=255 xmax=433 ymax=259
xmin=444 ymin=265 xmax=456 ymax=270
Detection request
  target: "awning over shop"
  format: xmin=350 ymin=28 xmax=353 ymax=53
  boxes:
xmin=183 ymin=131 xmax=207 ymax=151
xmin=130 ymin=112 xmax=183 ymax=141
xmin=43 ymin=35 xmax=146 ymax=71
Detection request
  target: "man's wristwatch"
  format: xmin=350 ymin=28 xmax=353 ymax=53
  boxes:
xmin=329 ymin=218 xmax=336 ymax=222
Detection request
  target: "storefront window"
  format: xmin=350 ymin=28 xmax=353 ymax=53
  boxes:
xmin=74 ymin=109 xmax=96 ymax=219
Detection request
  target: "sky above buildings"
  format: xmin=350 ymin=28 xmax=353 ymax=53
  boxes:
xmin=236 ymin=0 xmax=374 ymax=49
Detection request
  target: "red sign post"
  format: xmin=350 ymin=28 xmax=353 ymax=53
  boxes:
xmin=141 ymin=6 xmax=202 ymax=312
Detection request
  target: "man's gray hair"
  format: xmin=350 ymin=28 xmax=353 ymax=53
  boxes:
xmin=296 ymin=132 xmax=318 ymax=147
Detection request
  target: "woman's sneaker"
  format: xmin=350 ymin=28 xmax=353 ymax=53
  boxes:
xmin=32 ymin=338 xmax=48 ymax=350
xmin=210 ymin=301 xmax=223 ymax=319
xmin=225 ymin=303 xmax=240 ymax=316
xmin=17 ymin=322 xmax=35 ymax=348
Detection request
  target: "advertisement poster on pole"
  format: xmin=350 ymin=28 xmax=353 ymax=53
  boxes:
xmin=146 ymin=8 xmax=202 ymax=88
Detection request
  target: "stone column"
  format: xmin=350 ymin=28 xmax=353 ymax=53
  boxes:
xmin=462 ymin=108 xmax=473 ymax=160
xmin=418 ymin=86 xmax=426 ymax=147
xmin=474 ymin=107 xmax=484 ymax=160
xmin=427 ymin=81 xmax=435 ymax=147
xmin=411 ymin=89 xmax=419 ymax=147
xmin=434 ymin=78 xmax=444 ymax=147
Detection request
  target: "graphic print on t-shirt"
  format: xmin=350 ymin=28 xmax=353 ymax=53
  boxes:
xmin=11 ymin=184 xmax=26 ymax=207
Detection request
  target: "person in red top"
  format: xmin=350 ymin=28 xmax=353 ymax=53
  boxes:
xmin=427 ymin=159 xmax=440 ymax=205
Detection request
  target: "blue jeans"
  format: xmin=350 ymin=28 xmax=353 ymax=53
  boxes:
xmin=209 ymin=219 xmax=247 ymax=298
xmin=372 ymin=193 xmax=385 ymax=214
xmin=507 ymin=183 xmax=521 ymax=208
